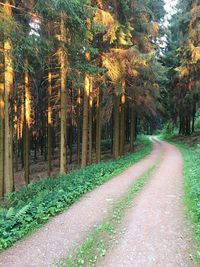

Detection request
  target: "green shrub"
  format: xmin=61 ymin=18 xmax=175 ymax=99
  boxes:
xmin=195 ymin=116 xmax=200 ymax=130
xmin=101 ymin=139 xmax=112 ymax=151
xmin=160 ymin=122 xmax=176 ymax=139
xmin=0 ymin=137 xmax=152 ymax=250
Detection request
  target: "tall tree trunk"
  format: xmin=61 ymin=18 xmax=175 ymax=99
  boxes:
xmin=47 ymin=70 xmax=52 ymax=176
xmin=0 ymin=61 xmax=4 ymax=197
xmin=88 ymin=77 xmax=93 ymax=164
xmin=81 ymin=74 xmax=90 ymax=167
xmin=96 ymin=87 xmax=102 ymax=163
xmin=60 ymin=12 xmax=67 ymax=174
xmin=113 ymin=91 xmax=120 ymax=158
xmin=77 ymin=88 xmax=81 ymax=166
xmin=130 ymin=105 xmax=136 ymax=152
xmin=24 ymin=64 xmax=30 ymax=184
xmin=192 ymin=98 xmax=196 ymax=133
xmin=119 ymin=79 xmax=125 ymax=156
xmin=14 ymin=102 xmax=18 ymax=172
xmin=4 ymin=1 xmax=14 ymax=193
xmin=69 ymin=89 xmax=73 ymax=164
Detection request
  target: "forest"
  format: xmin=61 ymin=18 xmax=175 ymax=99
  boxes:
xmin=0 ymin=0 xmax=200 ymax=266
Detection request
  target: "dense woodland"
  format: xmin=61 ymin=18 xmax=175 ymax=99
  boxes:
xmin=0 ymin=0 xmax=199 ymax=198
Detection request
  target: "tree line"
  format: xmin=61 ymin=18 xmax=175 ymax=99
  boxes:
xmin=0 ymin=0 xmax=167 ymax=197
xmin=163 ymin=0 xmax=200 ymax=135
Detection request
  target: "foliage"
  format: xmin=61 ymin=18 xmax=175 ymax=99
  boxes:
xmin=159 ymin=122 xmax=176 ymax=139
xmin=194 ymin=116 xmax=200 ymax=130
xmin=0 ymin=137 xmax=152 ymax=250
xmin=101 ymin=139 xmax=112 ymax=151
xmin=162 ymin=0 xmax=200 ymax=135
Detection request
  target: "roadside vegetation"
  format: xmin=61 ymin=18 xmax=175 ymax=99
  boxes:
xmin=0 ymin=137 xmax=152 ymax=251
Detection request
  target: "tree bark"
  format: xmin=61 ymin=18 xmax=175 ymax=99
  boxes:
xmin=47 ymin=70 xmax=52 ymax=176
xmin=96 ymin=87 xmax=102 ymax=163
xmin=130 ymin=105 xmax=136 ymax=152
xmin=81 ymin=74 xmax=90 ymax=167
xmin=0 ymin=61 xmax=4 ymax=197
xmin=113 ymin=91 xmax=120 ymax=158
xmin=77 ymin=88 xmax=81 ymax=166
xmin=4 ymin=1 xmax=14 ymax=193
xmin=88 ymin=76 xmax=93 ymax=164
xmin=119 ymin=79 xmax=125 ymax=156
xmin=59 ymin=12 xmax=67 ymax=174
xmin=24 ymin=64 xmax=30 ymax=184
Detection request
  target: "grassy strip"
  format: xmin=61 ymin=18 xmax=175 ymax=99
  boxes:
xmin=0 ymin=137 xmax=152 ymax=251
xmin=174 ymin=141 xmax=200 ymax=262
xmin=60 ymin=164 xmax=158 ymax=267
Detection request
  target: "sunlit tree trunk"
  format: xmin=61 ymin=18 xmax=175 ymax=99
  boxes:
xmin=24 ymin=63 xmax=30 ymax=184
xmin=14 ymin=101 xmax=18 ymax=172
xmin=47 ymin=70 xmax=52 ymax=176
xmin=59 ymin=11 xmax=67 ymax=174
xmin=77 ymin=88 xmax=81 ymax=166
xmin=0 ymin=59 xmax=4 ymax=197
xmin=88 ymin=76 xmax=93 ymax=164
xmin=96 ymin=87 xmax=101 ymax=163
xmin=81 ymin=73 xmax=90 ymax=167
xmin=4 ymin=1 xmax=14 ymax=193
xmin=119 ymin=79 xmax=125 ymax=156
xmin=69 ymin=90 xmax=73 ymax=164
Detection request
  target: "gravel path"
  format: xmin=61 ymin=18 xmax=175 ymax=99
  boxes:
xmin=99 ymin=141 xmax=195 ymax=267
xmin=0 ymin=140 xmax=161 ymax=267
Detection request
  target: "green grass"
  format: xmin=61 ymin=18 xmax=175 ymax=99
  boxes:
xmin=59 ymin=164 xmax=158 ymax=267
xmin=0 ymin=136 xmax=152 ymax=251
xmin=171 ymin=139 xmax=200 ymax=262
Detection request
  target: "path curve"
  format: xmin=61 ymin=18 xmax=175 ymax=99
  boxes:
xmin=0 ymin=140 xmax=161 ymax=267
xmin=100 ymin=141 xmax=195 ymax=267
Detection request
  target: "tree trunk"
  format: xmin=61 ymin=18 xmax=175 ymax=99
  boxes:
xmin=81 ymin=74 xmax=90 ymax=167
xmin=119 ymin=79 xmax=125 ymax=156
xmin=69 ymin=90 xmax=73 ymax=164
xmin=96 ymin=87 xmax=102 ymax=163
xmin=113 ymin=91 xmax=120 ymax=158
xmin=88 ymin=77 xmax=93 ymax=164
xmin=130 ymin=105 xmax=136 ymax=152
xmin=4 ymin=1 xmax=14 ymax=193
xmin=24 ymin=65 xmax=30 ymax=184
xmin=192 ymin=99 xmax=196 ymax=133
xmin=0 ymin=62 xmax=4 ymax=197
xmin=47 ymin=70 xmax=52 ymax=176
xmin=59 ymin=12 xmax=67 ymax=174
xmin=77 ymin=88 xmax=81 ymax=166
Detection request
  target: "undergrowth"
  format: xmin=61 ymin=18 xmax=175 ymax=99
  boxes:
xmin=0 ymin=137 xmax=152 ymax=251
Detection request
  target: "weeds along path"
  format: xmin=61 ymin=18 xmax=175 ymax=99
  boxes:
xmin=100 ymin=141 xmax=195 ymax=267
xmin=0 ymin=140 xmax=161 ymax=267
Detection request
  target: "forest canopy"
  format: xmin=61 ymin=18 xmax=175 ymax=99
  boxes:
xmin=0 ymin=0 xmax=199 ymax=198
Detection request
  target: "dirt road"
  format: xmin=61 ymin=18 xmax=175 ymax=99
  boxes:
xmin=0 ymin=140 xmax=161 ymax=267
xmin=100 ymin=141 xmax=195 ymax=267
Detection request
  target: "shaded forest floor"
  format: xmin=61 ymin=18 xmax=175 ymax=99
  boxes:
xmin=14 ymin=142 xmax=140 ymax=190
